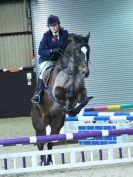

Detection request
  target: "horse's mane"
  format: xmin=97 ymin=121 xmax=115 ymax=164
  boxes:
xmin=68 ymin=33 xmax=87 ymax=43
xmin=61 ymin=33 xmax=85 ymax=53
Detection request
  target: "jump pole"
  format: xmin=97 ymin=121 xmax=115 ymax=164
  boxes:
xmin=65 ymin=115 xmax=133 ymax=121
xmin=84 ymin=103 xmax=133 ymax=112
xmin=1 ymin=128 xmax=133 ymax=147
xmin=83 ymin=111 xmax=133 ymax=116
xmin=1 ymin=129 xmax=133 ymax=174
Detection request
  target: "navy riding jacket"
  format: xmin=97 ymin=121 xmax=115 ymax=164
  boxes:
xmin=38 ymin=28 xmax=68 ymax=64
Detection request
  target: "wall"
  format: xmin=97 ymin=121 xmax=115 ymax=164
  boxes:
xmin=0 ymin=0 xmax=35 ymax=118
xmin=31 ymin=0 xmax=133 ymax=106
xmin=0 ymin=68 xmax=35 ymax=118
xmin=0 ymin=0 xmax=33 ymax=68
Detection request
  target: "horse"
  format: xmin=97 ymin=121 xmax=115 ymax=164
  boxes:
xmin=31 ymin=32 xmax=93 ymax=165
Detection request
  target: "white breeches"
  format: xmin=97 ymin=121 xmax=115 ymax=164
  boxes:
xmin=39 ymin=61 xmax=54 ymax=79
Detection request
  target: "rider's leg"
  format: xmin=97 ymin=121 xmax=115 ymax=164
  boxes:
xmin=31 ymin=78 xmax=44 ymax=104
xmin=31 ymin=62 xmax=46 ymax=104
xmin=31 ymin=61 xmax=54 ymax=104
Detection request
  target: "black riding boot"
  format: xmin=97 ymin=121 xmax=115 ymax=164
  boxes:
xmin=31 ymin=79 xmax=44 ymax=104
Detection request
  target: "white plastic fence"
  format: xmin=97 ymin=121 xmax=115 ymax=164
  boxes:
xmin=1 ymin=142 xmax=133 ymax=175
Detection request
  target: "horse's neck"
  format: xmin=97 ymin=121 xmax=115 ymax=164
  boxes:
xmin=57 ymin=40 xmax=80 ymax=76
xmin=66 ymin=56 xmax=78 ymax=75
xmin=58 ymin=45 xmax=78 ymax=75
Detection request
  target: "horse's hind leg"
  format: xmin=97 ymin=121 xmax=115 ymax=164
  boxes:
xmin=36 ymin=130 xmax=45 ymax=150
xmin=31 ymin=123 xmax=46 ymax=165
xmin=46 ymin=114 xmax=65 ymax=165
xmin=31 ymin=105 xmax=46 ymax=164
xmin=35 ymin=126 xmax=53 ymax=166
xmin=36 ymin=130 xmax=47 ymax=165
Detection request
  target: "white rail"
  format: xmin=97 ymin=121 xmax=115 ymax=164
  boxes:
xmin=0 ymin=142 xmax=133 ymax=174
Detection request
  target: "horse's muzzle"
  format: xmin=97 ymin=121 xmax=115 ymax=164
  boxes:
xmin=82 ymin=66 xmax=90 ymax=77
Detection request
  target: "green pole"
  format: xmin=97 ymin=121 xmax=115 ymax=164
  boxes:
xmin=120 ymin=103 xmax=133 ymax=109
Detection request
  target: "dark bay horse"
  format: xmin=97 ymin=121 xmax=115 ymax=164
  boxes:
xmin=31 ymin=33 xmax=93 ymax=164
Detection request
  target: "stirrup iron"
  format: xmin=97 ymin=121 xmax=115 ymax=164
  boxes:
xmin=31 ymin=94 xmax=40 ymax=104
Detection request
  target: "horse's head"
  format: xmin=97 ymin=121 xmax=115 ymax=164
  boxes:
xmin=62 ymin=32 xmax=90 ymax=77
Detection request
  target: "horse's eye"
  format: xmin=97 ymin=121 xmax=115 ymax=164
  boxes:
xmin=77 ymin=48 xmax=82 ymax=54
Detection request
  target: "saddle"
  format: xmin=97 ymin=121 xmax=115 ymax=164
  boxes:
xmin=42 ymin=66 xmax=54 ymax=87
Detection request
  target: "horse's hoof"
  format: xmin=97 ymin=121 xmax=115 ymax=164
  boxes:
xmin=68 ymin=110 xmax=76 ymax=117
xmin=39 ymin=161 xmax=46 ymax=166
xmin=68 ymin=113 xmax=75 ymax=117
xmin=39 ymin=160 xmax=52 ymax=166
xmin=87 ymin=96 xmax=93 ymax=102
xmin=46 ymin=160 xmax=53 ymax=165
xmin=62 ymin=106 xmax=71 ymax=114
xmin=62 ymin=107 xmax=67 ymax=113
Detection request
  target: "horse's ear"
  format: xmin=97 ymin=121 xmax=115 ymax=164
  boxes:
xmin=68 ymin=33 xmax=74 ymax=41
xmin=85 ymin=32 xmax=90 ymax=42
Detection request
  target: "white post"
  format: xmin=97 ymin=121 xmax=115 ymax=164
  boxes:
xmin=13 ymin=158 xmax=17 ymax=169
xmin=32 ymin=154 xmax=37 ymax=168
xmin=90 ymin=150 xmax=94 ymax=161
xmin=128 ymin=146 xmax=131 ymax=158
xmin=108 ymin=148 xmax=114 ymax=161
xmin=70 ymin=151 xmax=76 ymax=164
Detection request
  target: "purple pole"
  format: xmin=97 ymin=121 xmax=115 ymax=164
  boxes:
xmin=0 ymin=128 xmax=133 ymax=147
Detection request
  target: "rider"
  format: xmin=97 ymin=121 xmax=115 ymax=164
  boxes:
xmin=31 ymin=15 xmax=68 ymax=104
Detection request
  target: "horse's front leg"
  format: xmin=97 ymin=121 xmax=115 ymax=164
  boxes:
xmin=69 ymin=89 xmax=93 ymax=116
xmin=31 ymin=105 xmax=47 ymax=165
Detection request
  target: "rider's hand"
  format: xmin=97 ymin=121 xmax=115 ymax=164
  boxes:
xmin=50 ymin=48 xmax=60 ymax=61
xmin=52 ymin=46 xmax=63 ymax=53
xmin=52 ymin=48 xmax=59 ymax=53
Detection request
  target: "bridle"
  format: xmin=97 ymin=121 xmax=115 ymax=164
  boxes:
xmin=56 ymin=41 xmax=90 ymax=70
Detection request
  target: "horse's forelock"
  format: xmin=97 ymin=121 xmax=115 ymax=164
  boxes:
xmin=60 ymin=33 xmax=90 ymax=61
xmin=69 ymin=33 xmax=88 ymax=45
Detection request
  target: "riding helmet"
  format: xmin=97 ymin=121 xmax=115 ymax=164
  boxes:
xmin=47 ymin=15 xmax=60 ymax=26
